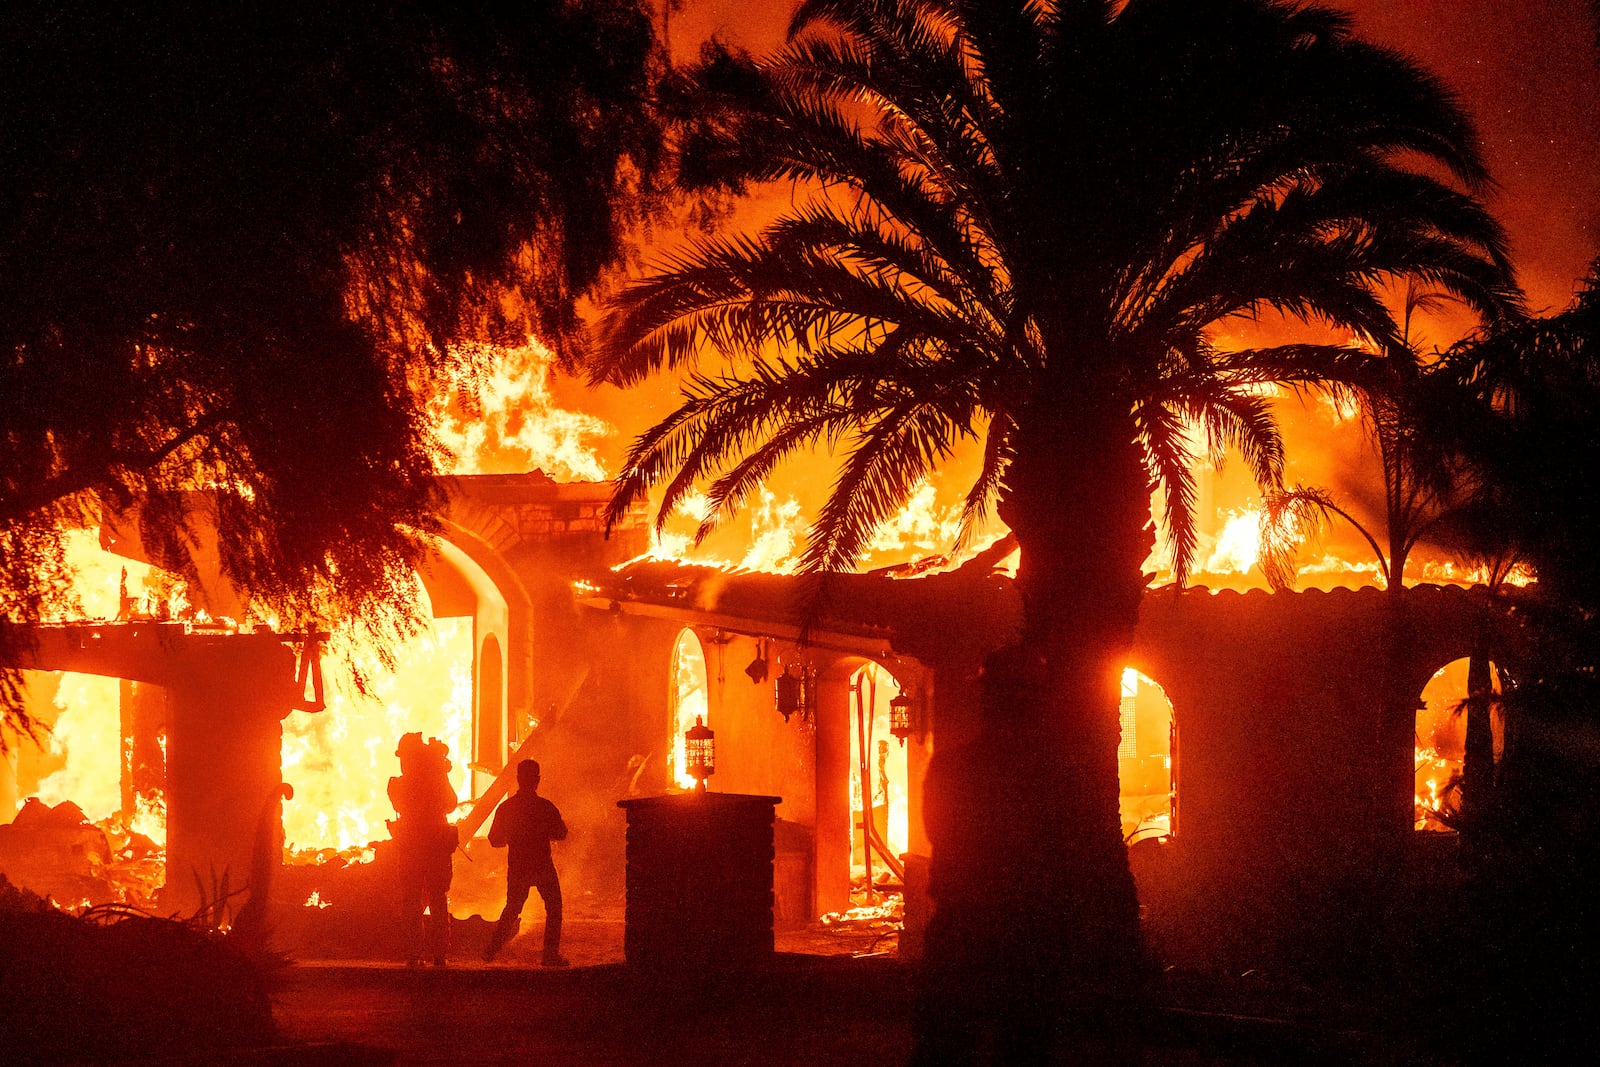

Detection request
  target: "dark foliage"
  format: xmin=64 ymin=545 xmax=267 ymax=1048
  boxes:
xmin=1396 ymin=675 xmax=1600 ymax=1064
xmin=0 ymin=0 xmax=670 ymax=730
xmin=1443 ymin=262 xmax=1600 ymax=615
xmin=0 ymin=877 xmax=277 ymax=1064
xmin=592 ymin=6 xmax=1519 ymax=1035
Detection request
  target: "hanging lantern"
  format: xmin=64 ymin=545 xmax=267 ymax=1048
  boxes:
xmin=889 ymin=690 xmax=914 ymax=744
xmin=775 ymin=668 xmax=804 ymax=721
xmin=685 ymin=715 xmax=715 ymax=791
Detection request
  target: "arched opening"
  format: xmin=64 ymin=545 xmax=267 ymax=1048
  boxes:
xmin=1416 ymin=656 xmax=1503 ymax=833
xmin=418 ymin=535 xmax=512 ymax=800
xmin=848 ymin=662 xmax=909 ymax=878
xmin=669 ymin=629 xmax=709 ymax=790
xmin=476 ymin=634 xmax=504 ymax=772
xmin=280 ymin=583 xmax=473 ymax=853
xmin=1118 ymin=667 xmax=1175 ymax=843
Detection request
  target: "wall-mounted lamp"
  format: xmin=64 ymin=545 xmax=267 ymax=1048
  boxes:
xmin=775 ymin=667 xmax=804 ymax=721
xmin=889 ymin=690 xmax=915 ymax=745
xmin=775 ymin=662 xmax=815 ymax=722
xmin=685 ymin=715 xmax=715 ymax=791
xmin=744 ymin=639 xmax=769 ymax=684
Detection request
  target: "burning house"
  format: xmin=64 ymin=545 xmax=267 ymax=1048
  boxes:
xmin=1 ymin=469 xmax=1522 ymax=970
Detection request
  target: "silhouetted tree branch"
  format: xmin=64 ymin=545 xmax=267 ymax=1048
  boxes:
xmin=0 ymin=0 xmax=674 ymax=735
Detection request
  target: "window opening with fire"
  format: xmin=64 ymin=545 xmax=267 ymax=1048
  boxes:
xmin=1 ymin=671 xmax=168 ymax=910
xmin=1118 ymin=667 xmax=1175 ymax=843
xmin=849 ymin=663 xmax=909 ymax=880
xmin=669 ymin=629 xmax=709 ymax=791
xmin=0 ymin=534 xmax=171 ymax=910
xmin=1416 ymin=657 xmax=1503 ymax=833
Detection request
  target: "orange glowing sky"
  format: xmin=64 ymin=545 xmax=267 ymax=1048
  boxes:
xmin=548 ymin=1 xmax=1600 ymax=584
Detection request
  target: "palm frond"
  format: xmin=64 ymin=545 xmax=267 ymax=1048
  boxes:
xmin=599 ymin=0 xmax=1519 ymax=593
xmin=1259 ymin=484 xmax=1386 ymax=591
xmin=952 ymin=410 xmax=1015 ymax=555
xmin=1132 ymin=397 xmax=1200 ymax=584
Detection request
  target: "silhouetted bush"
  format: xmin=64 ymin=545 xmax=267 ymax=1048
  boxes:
xmin=0 ymin=877 xmax=275 ymax=1064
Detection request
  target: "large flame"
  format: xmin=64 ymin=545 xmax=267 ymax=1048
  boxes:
xmin=33 ymin=673 xmax=121 ymax=821
xmin=434 ymin=340 xmax=611 ymax=481
xmin=1201 ymin=507 xmax=1264 ymax=576
xmin=280 ymin=616 xmax=474 ymax=852
xmin=642 ymin=478 xmax=976 ymax=575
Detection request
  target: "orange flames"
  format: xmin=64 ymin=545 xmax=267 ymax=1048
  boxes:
xmin=434 ymin=340 xmax=611 ymax=481
xmin=849 ymin=663 xmax=910 ymax=867
xmin=280 ymin=615 xmax=473 ymax=853
xmin=3 ymin=326 xmax=1527 ymax=918
xmin=1414 ymin=658 xmax=1502 ymax=833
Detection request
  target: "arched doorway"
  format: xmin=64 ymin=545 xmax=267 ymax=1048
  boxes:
xmin=848 ymin=662 xmax=909 ymax=881
xmin=1118 ymin=667 xmax=1175 ymax=843
xmin=669 ymin=629 xmax=709 ymax=790
xmin=280 ymin=590 xmax=473 ymax=853
xmin=1416 ymin=656 xmax=1503 ymax=833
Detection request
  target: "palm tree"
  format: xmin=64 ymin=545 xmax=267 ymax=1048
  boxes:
xmin=1443 ymin=262 xmax=1600 ymax=613
xmin=1260 ymin=285 xmax=1471 ymax=595
xmin=1435 ymin=261 xmax=1600 ymax=847
xmin=1434 ymin=501 xmax=1522 ymax=843
xmin=1259 ymin=299 xmax=1522 ymax=843
xmin=594 ymin=0 xmax=1519 ymax=997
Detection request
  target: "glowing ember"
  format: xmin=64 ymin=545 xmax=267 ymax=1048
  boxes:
xmin=128 ymin=788 xmax=167 ymax=848
xmin=1414 ymin=744 xmax=1458 ymax=832
xmin=821 ymin=898 xmax=903 ymax=925
xmin=304 ymin=890 xmax=332 ymax=909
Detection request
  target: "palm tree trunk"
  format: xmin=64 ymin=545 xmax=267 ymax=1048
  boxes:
xmin=915 ymin=407 xmax=1148 ymax=1061
xmin=1461 ymin=614 xmax=1496 ymax=853
xmin=996 ymin=403 xmax=1149 ymax=972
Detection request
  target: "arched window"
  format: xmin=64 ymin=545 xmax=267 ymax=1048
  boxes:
xmin=1118 ymin=667 xmax=1176 ymax=842
xmin=1416 ymin=657 xmax=1503 ymax=833
xmin=669 ymin=630 xmax=710 ymax=790
xmin=848 ymin=662 xmax=909 ymax=870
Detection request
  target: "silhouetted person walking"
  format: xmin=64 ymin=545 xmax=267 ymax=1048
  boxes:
xmin=482 ymin=759 xmax=569 ymax=966
xmin=388 ymin=733 xmax=458 ymax=967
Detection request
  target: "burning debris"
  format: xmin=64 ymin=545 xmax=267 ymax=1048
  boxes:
xmin=0 ymin=797 xmax=164 ymax=912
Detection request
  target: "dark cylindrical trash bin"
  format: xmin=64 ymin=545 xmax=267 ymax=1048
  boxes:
xmin=617 ymin=792 xmax=781 ymax=969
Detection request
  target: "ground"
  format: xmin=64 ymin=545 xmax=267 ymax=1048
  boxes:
xmin=263 ymin=920 xmax=1425 ymax=1066
xmin=269 ymin=919 xmax=913 ymax=1065
xmin=274 ymin=955 xmax=911 ymax=1066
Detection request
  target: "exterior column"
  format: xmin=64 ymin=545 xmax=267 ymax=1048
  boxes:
xmin=161 ymin=635 xmax=293 ymax=917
